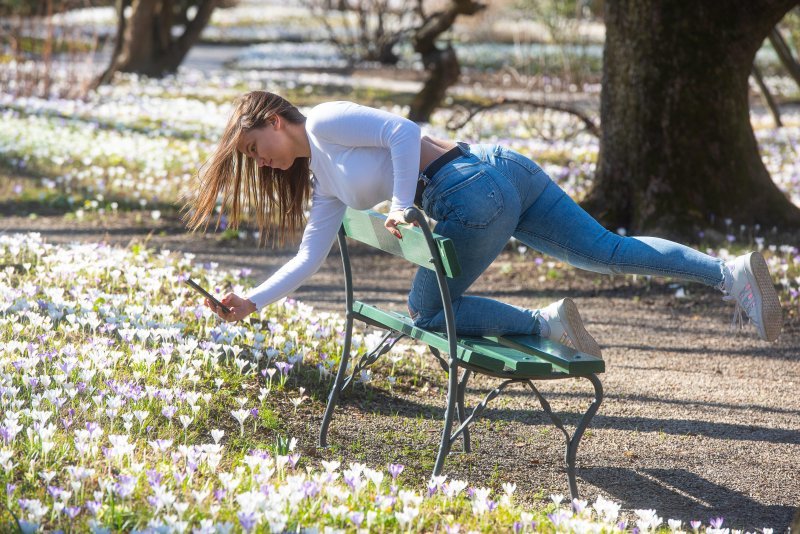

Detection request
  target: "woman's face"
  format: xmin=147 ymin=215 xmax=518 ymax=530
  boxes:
xmin=237 ymin=116 xmax=296 ymax=171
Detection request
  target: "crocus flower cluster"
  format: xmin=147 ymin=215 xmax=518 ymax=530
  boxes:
xmin=0 ymin=233 xmax=780 ymax=532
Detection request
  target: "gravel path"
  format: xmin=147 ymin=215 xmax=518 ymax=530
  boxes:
xmin=3 ymin=213 xmax=798 ymax=530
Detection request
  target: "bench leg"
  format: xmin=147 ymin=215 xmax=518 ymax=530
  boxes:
xmin=432 ymin=355 xmax=459 ymax=477
xmin=319 ymin=313 xmax=355 ymax=448
xmin=456 ymin=369 xmax=472 ymax=453
xmin=526 ymin=374 xmax=604 ymax=500
xmin=566 ymin=374 xmax=603 ymax=499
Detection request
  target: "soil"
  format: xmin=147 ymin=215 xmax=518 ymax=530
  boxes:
xmin=2 ymin=211 xmax=799 ymax=530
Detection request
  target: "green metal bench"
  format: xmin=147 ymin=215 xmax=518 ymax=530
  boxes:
xmin=319 ymin=206 xmax=605 ymax=499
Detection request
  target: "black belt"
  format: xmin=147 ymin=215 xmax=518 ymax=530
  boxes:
xmin=414 ymin=144 xmax=468 ymax=207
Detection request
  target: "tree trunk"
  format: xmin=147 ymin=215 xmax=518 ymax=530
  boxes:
xmin=94 ymin=0 xmax=130 ymax=87
xmin=407 ymin=0 xmax=485 ymax=122
xmin=584 ymin=0 xmax=800 ymax=239
xmin=98 ymin=0 xmax=217 ymax=81
xmin=409 ymin=45 xmax=461 ymax=122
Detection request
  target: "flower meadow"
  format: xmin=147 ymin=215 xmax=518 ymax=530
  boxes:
xmin=0 ymin=233 xmax=782 ymax=533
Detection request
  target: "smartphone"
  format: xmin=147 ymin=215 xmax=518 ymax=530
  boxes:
xmin=184 ymin=278 xmax=231 ymax=315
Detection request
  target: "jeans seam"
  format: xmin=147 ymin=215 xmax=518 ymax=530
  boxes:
xmin=490 ymin=153 xmax=543 ymax=200
xmin=516 ymin=230 xmax=724 ymax=287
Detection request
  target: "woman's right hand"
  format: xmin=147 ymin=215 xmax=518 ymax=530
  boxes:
xmin=204 ymin=292 xmax=257 ymax=322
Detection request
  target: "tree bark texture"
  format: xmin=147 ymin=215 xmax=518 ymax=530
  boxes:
xmin=101 ymin=0 xmax=217 ymax=80
xmin=407 ymin=0 xmax=485 ymax=122
xmin=585 ymin=0 xmax=800 ymax=238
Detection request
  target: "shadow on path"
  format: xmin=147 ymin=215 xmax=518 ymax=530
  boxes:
xmin=580 ymin=467 xmax=795 ymax=531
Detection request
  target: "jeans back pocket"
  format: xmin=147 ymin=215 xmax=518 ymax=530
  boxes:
xmin=425 ymin=169 xmax=504 ymax=229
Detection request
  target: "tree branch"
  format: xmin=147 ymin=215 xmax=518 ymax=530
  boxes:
xmin=92 ymin=0 xmax=129 ymax=88
xmin=768 ymin=26 xmax=800 ymax=88
xmin=412 ymin=0 xmax=485 ymax=54
xmin=445 ymin=97 xmax=600 ymax=138
xmin=751 ymin=65 xmax=783 ymax=127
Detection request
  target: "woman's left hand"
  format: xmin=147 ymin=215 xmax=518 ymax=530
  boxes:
xmin=384 ymin=209 xmax=419 ymax=239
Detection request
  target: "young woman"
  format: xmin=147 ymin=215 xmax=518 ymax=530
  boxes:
xmin=185 ymin=91 xmax=783 ymax=357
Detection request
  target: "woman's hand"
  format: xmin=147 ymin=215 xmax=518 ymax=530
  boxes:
xmin=384 ymin=209 xmax=419 ymax=239
xmin=204 ymin=292 xmax=257 ymax=322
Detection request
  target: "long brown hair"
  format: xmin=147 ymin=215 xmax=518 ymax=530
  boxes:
xmin=183 ymin=91 xmax=311 ymax=246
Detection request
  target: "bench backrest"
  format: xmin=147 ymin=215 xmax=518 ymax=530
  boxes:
xmin=342 ymin=208 xmax=461 ymax=278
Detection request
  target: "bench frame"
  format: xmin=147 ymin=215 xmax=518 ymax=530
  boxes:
xmin=318 ymin=207 xmax=604 ymax=499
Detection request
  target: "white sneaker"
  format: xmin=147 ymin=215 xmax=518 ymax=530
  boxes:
xmin=724 ymin=252 xmax=782 ymax=341
xmin=539 ymin=298 xmax=602 ymax=358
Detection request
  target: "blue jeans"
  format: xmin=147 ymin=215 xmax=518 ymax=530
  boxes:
xmin=407 ymin=144 xmax=726 ymax=336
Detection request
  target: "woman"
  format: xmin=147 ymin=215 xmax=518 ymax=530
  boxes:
xmin=184 ymin=91 xmax=783 ymax=357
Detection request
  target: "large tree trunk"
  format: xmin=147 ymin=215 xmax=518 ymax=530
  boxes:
xmin=408 ymin=0 xmax=485 ymax=122
xmin=97 ymin=0 xmax=217 ymax=82
xmin=584 ymin=0 xmax=800 ymax=239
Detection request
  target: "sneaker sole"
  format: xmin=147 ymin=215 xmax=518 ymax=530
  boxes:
xmin=558 ymin=298 xmax=602 ymax=358
xmin=748 ymin=252 xmax=782 ymax=341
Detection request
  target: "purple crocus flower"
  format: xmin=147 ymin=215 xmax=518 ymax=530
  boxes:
xmin=690 ymin=520 xmax=701 ymax=530
xmin=302 ymin=481 xmax=320 ymax=498
xmin=64 ymin=506 xmax=81 ymax=519
xmin=46 ymin=486 xmax=60 ymax=500
xmin=572 ymin=498 xmax=587 ymax=514
xmin=113 ymin=475 xmax=136 ymax=499
xmin=513 ymin=521 xmax=523 ymax=534
xmin=388 ymin=463 xmax=404 ymax=479
xmin=61 ymin=416 xmax=73 ymax=430
xmin=427 ymin=481 xmax=438 ymax=497
xmin=709 ymin=517 xmax=724 ymax=529
xmin=85 ymin=500 xmax=101 ymax=516
xmin=238 ymin=511 xmax=257 ymax=532
xmin=350 ymin=512 xmax=364 ymax=527
xmin=274 ymin=361 xmax=293 ymax=376
xmin=548 ymin=511 xmax=569 ymax=527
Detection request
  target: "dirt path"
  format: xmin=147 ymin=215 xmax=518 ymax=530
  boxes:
xmin=3 ymin=213 xmax=799 ymax=530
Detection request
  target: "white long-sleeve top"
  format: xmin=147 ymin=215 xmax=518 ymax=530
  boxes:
xmin=245 ymin=101 xmax=421 ymax=310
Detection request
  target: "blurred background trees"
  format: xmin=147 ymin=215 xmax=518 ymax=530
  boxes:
xmin=2 ymin=0 xmax=800 ymax=239
xmin=96 ymin=0 xmax=219 ymax=84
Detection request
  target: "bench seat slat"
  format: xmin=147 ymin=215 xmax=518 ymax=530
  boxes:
xmin=342 ymin=209 xmax=461 ymax=278
xmin=458 ymin=337 xmax=552 ymax=374
xmin=353 ymin=302 xmax=503 ymax=372
xmin=488 ymin=335 xmax=606 ymax=375
xmin=353 ymin=302 xmax=555 ymax=375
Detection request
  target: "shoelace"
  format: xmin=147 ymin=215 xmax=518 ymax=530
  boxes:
xmin=558 ymin=332 xmax=576 ymax=349
xmin=723 ymin=282 xmax=757 ymax=331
